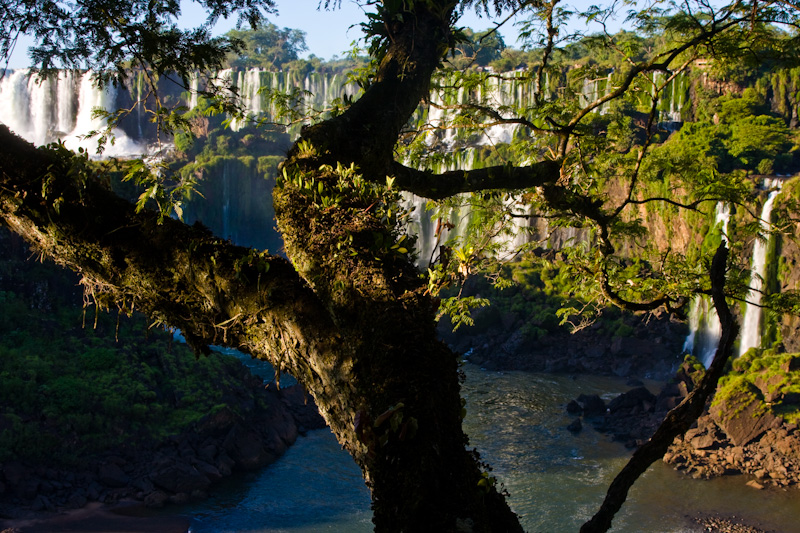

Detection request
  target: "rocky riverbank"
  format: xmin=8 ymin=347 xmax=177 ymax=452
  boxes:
xmin=567 ymin=356 xmax=800 ymax=490
xmin=442 ymin=306 xmax=688 ymax=380
xmin=0 ymin=381 xmax=325 ymax=523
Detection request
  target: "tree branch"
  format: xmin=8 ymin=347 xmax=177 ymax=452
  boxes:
xmin=387 ymin=158 xmax=562 ymax=199
xmin=580 ymin=242 xmax=739 ymax=533
xmin=0 ymin=124 xmax=337 ymax=382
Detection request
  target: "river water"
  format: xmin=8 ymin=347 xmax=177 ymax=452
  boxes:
xmin=177 ymin=362 xmax=799 ymax=532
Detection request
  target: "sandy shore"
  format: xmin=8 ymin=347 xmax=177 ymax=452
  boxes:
xmin=0 ymin=501 xmax=190 ymax=533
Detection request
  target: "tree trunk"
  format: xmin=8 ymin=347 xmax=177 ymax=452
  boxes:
xmin=0 ymin=1 xmax=525 ymax=529
xmin=271 ymin=151 xmax=522 ymax=532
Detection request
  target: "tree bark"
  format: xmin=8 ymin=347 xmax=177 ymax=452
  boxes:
xmin=0 ymin=2 xmax=525 ymax=530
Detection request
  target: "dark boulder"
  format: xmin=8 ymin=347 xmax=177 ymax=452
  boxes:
xmin=222 ymin=423 xmax=273 ymax=470
xmin=98 ymin=463 xmax=131 ymax=489
xmin=149 ymin=457 xmax=211 ymax=494
xmin=566 ymin=418 xmax=582 ymax=434
xmin=565 ymin=400 xmax=583 ymax=416
xmin=607 ymin=387 xmax=656 ymax=413
xmin=577 ymin=394 xmax=606 ymax=418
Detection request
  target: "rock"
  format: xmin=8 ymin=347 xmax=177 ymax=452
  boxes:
xmin=684 ymin=428 xmax=700 ymax=441
xmin=190 ymin=489 xmax=208 ymax=500
xmin=215 ymin=452 xmax=234 ymax=477
xmin=144 ymin=490 xmax=169 ymax=508
xmin=222 ymin=423 xmax=272 ymax=470
xmin=566 ymin=418 xmax=582 ymax=434
xmin=16 ymin=477 xmax=40 ymax=500
xmin=86 ymin=481 xmax=103 ymax=501
xmin=192 ymin=460 xmax=223 ymax=483
xmin=131 ymin=476 xmax=155 ymax=494
xmin=98 ymin=463 xmax=131 ymax=488
xmin=745 ymin=480 xmax=764 ymax=490
xmin=66 ymin=491 xmax=87 ymax=509
xmin=198 ymin=444 xmax=217 ymax=463
xmin=781 ymin=356 xmax=800 ymax=373
xmin=169 ymin=492 xmax=190 ymax=505
xmin=565 ymin=400 xmax=582 ymax=415
xmin=710 ymin=385 xmax=781 ymax=446
xmin=30 ymin=495 xmax=53 ymax=512
xmin=754 ymin=372 xmax=788 ymax=403
xmin=690 ymin=434 xmax=717 ymax=450
xmin=607 ymin=387 xmax=656 ymax=413
xmin=194 ymin=406 xmax=242 ymax=436
xmin=149 ymin=458 xmax=211 ymax=494
xmin=577 ymin=394 xmax=606 ymax=418
xmin=1 ymin=462 xmax=27 ymax=488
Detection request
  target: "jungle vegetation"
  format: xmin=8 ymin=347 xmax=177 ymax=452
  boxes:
xmin=1 ymin=1 xmax=800 ymax=532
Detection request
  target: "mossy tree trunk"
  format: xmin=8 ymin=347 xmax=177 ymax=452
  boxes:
xmin=0 ymin=2 xmax=530 ymax=531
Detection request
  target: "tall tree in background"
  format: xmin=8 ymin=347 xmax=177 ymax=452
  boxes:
xmin=226 ymin=24 xmax=308 ymax=69
xmin=1 ymin=0 xmax=799 ymax=531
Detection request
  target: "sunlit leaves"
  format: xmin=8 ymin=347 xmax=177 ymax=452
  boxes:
xmin=436 ymin=295 xmax=490 ymax=330
xmin=123 ymin=158 xmax=198 ymax=223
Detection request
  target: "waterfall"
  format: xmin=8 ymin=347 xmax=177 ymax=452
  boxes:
xmin=0 ymin=69 xmax=143 ymax=157
xmin=188 ymin=71 xmax=200 ymax=111
xmin=683 ymin=202 xmax=730 ymax=367
xmin=134 ymin=71 xmax=145 ymax=139
xmin=739 ymin=181 xmax=782 ymax=356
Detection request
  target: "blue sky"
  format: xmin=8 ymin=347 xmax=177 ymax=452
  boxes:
xmin=5 ymin=0 xmax=620 ymax=69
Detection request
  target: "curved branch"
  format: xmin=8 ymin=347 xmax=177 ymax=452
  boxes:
xmin=581 ymin=242 xmax=738 ymax=533
xmin=388 ymin=158 xmax=562 ymax=199
xmin=597 ymin=266 xmax=677 ymax=313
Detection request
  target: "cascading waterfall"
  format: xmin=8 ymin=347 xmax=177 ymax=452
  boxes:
xmin=683 ymin=202 xmax=730 ymax=367
xmin=0 ymin=66 xmax=680 ymax=259
xmin=188 ymin=71 xmax=200 ymax=111
xmin=0 ymin=69 xmax=143 ymax=157
xmin=739 ymin=180 xmax=782 ymax=356
xmin=203 ymin=68 xmax=360 ymax=135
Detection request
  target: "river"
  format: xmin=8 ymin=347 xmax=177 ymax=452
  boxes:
xmin=175 ymin=361 xmax=800 ymax=532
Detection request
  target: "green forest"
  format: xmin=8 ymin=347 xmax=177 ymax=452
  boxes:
xmin=2 ymin=0 xmax=800 ymax=531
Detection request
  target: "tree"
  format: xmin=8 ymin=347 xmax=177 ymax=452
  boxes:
xmin=448 ymin=27 xmax=506 ymax=68
xmin=226 ymin=24 xmax=308 ymax=70
xmin=1 ymin=0 xmax=799 ymax=531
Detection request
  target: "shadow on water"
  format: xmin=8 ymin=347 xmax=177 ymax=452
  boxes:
xmin=184 ymin=429 xmax=372 ymax=533
xmin=168 ymin=358 xmax=799 ymax=532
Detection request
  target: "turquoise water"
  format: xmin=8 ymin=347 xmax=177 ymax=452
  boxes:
xmin=177 ymin=365 xmax=800 ymax=532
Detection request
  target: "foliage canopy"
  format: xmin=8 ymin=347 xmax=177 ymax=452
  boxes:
xmin=2 ymin=0 xmax=800 ymax=532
